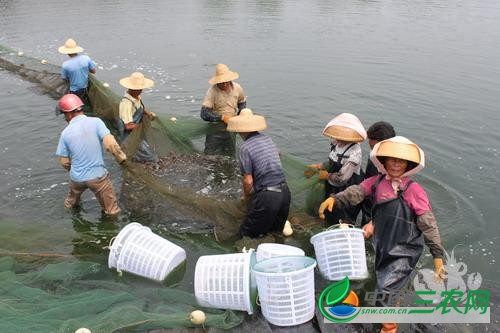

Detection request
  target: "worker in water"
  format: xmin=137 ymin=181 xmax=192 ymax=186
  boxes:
xmin=318 ymin=136 xmax=445 ymax=333
xmin=56 ymin=94 xmax=126 ymax=216
xmin=118 ymin=71 xmax=157 ymax=162
xmin=200 ymin=63 xmax=247 ymax=156
xmin=226 ymin=108 xmax=290 ymax=238
xmin=361 ymin=121 xmax=396 ymax=226
xmin=305 ymin=113 xmax=366 ymax=224
xmin=58 ymin=38 xmax=96 ymax=101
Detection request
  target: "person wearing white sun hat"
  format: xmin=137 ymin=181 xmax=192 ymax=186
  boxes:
xmin=58 ymin=38 xmax=96 ymax=101
xmin=226 ymin=108 xmax=290 ymax=238
xmin=118 ymin=72 xmax=157 ymax=162
xmin=305 ymin=113 xmax=367 ymax=224
xmin=318 ymin=136 xmax=445 ymax=333
xmin=200 ymin=63 xmax=247 ymax=156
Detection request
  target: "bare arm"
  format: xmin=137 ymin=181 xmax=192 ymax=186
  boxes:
xmin=242 ymin=174 xmax=254 ymax=199
xmin=58 ymin=157 xmax=71 ymax=171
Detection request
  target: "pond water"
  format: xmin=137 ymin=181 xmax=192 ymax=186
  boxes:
xmin=1 ymin=0 xmax=499 ymax=331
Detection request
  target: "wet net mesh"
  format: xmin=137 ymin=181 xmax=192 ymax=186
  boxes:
xmin=0 ymin=44 xmax=324 ymax=331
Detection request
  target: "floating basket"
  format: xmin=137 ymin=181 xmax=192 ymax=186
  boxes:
xmin=108 ymin=223 xmax=186 ymax=282
xmin=256 ymin=243 xmax=305 ymax=262
xmin=310 ymin=224 xmax=368 ymax=281
xmin=108 ymin=222 xmax=145 ymax=269
xmin=252 ymin=256 xmax=317 ymax=326
xmin=194 ymin=250 xmax=257 ymax=314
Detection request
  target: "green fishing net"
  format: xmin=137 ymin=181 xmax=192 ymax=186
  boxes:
xmin=0 ymin=44 xmax=326 ymax=332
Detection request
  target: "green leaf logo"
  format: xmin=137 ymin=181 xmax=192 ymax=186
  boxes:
xmin=325 ymin=276 xmax=350 ymax=306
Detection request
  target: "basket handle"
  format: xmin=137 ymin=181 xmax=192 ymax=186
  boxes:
xmin=325 ymin=223 xmax=355 ymax=231
xmin=102 ymin=236 xmax=117 ymax=251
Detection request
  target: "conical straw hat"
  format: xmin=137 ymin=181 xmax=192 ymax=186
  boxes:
xmin=322 ymin=113 xmax=367 ymax=142
xmin=226 ymin=108 xmax=267 ymax=132
xmin=208 ymin=64 xmax=239 ymax=85
xmin=119 ymin=72 xmax=154 ymax=90
xmin=58 ymin=38 xmax=84 ymax=54
xmin=370 ymin=136 xmax=425 ymax=177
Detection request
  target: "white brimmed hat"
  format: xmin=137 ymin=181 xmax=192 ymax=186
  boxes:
xmin=322 ymin=113 xmax=367 ymax=143
xmin=226 ymin=108 xmax=267 ymax=133
xmin=370 ymin=136 xmax=425 ymax=177
xmin=208 ymin=63 xmax=239 ymax=85
xmin=119 ymin=72 xmax=154 ymax=90
xmin=58 ymin=38 xmax=84 ymax=54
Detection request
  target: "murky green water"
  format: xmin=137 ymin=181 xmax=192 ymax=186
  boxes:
xmin=1 ymin=0 xmax=499 ymax=330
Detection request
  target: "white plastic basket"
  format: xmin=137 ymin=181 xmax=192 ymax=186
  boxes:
xmin=194 ymin=250 xmax=257 ymax=314
xmin=256 ymin=243 xmax=305 ymax=262
xmin=108 ymin=222 xmax=145 ymax=269
xmin=310 ymin=224 xmax=368 ymax=281
xmin=252 ymin=256 xmax=317 ymax=326
xmin=109 ymin=223 xmax=186 ymax=282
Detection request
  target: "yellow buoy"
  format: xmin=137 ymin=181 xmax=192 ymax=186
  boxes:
xmin=282 ymin=220 xmax=293 ymax=236
xmin=189 ymin=310 xmax=206 ymax=325
xmin=170 ymin=117 xmax=177 ymax=122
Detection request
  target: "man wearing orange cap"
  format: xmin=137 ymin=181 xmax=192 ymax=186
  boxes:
xmin=200 ymin=63 xmax=247 ymax=155
xmin=58 ymin=38 xmax=96 ymax=101
xmin=56 ymin=94 xmax=126 ymax=216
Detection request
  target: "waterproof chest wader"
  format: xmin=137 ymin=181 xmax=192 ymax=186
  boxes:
xmin=117 ymin=97 xmax=155 ymax=162
xmin=324 ymin=143 xmax=363 ymax=224
xmin=371 ymin=176 xmax=424 ymax=298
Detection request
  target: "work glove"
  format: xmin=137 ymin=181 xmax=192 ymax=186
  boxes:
xmin=434 ymin=258 xmax=446 ymax=282
xmin=362 ymin=221 xmax=374 ymax=239
xmin=304 ymin=164 xmax=320 ymax=178
xmin=221 ymin=114 xmax=233 ymax=124
xmin=318 ymin=170 xmax=329 ymax=180
xmin=318 ymin=197 xmax=335 ymax=220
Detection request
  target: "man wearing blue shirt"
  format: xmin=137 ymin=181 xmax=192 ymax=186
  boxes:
xmin=56 ymin=94 xmax=126 ymax=216
xmin=226 ymin=108 xmax=291 ymax=238
xmin=59 ymin=38 xmax=96 ymax=100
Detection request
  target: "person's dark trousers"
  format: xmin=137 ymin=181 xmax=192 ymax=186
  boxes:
xmin=240 ymin=184 xmax=291 ymax=238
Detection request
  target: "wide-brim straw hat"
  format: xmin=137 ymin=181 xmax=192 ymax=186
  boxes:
xmin=208 ymin=63 xmax=239 ymax=85
xmin=322 ymin=113 xmax=367 ymax=142
xmin=119 ymin=72 xmax=154 ymax=90
xmin=226 ymin=108 xmax=267 ymax=132
xmin=58 ymin=38 xmax=84 ymax=54
xmin=370 ymin=136 xmax=425 ymax=177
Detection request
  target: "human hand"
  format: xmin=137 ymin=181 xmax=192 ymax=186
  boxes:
xmin=148 ymin=111 xmax=157 ymax=121
xmin=434 ymin=258 xmax=446 ymax=282
xmin=318 ymin=170 xmax=329 ymax=180
xmin=221 ymin=114 xmax=233 ymax=124
xmin=304 ymin=166 xmax=318 ymax=178
xmin=362 ymin=221 xmax=374 ymax=239
xmin=318 ymin=197 xmax=335 ymax=220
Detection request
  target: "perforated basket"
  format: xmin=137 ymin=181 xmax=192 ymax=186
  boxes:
xmin=108 ymin=222 xmax=146 ymax=269
xmin=256 ymin=243 xmax=305 ymax=262
xmin=310 ymin=224 xmax=368 ymax=281
xmin=252 ymin=256 xmax=317 ymax=326
xmin=110 ymin=223 xmax=186 ymax=281
xmin=194 ymin=250 xmax=256 ymax=314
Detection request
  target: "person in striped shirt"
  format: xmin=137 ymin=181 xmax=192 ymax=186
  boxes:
xmin=226 ymin=109 xmax=291 ymax=238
